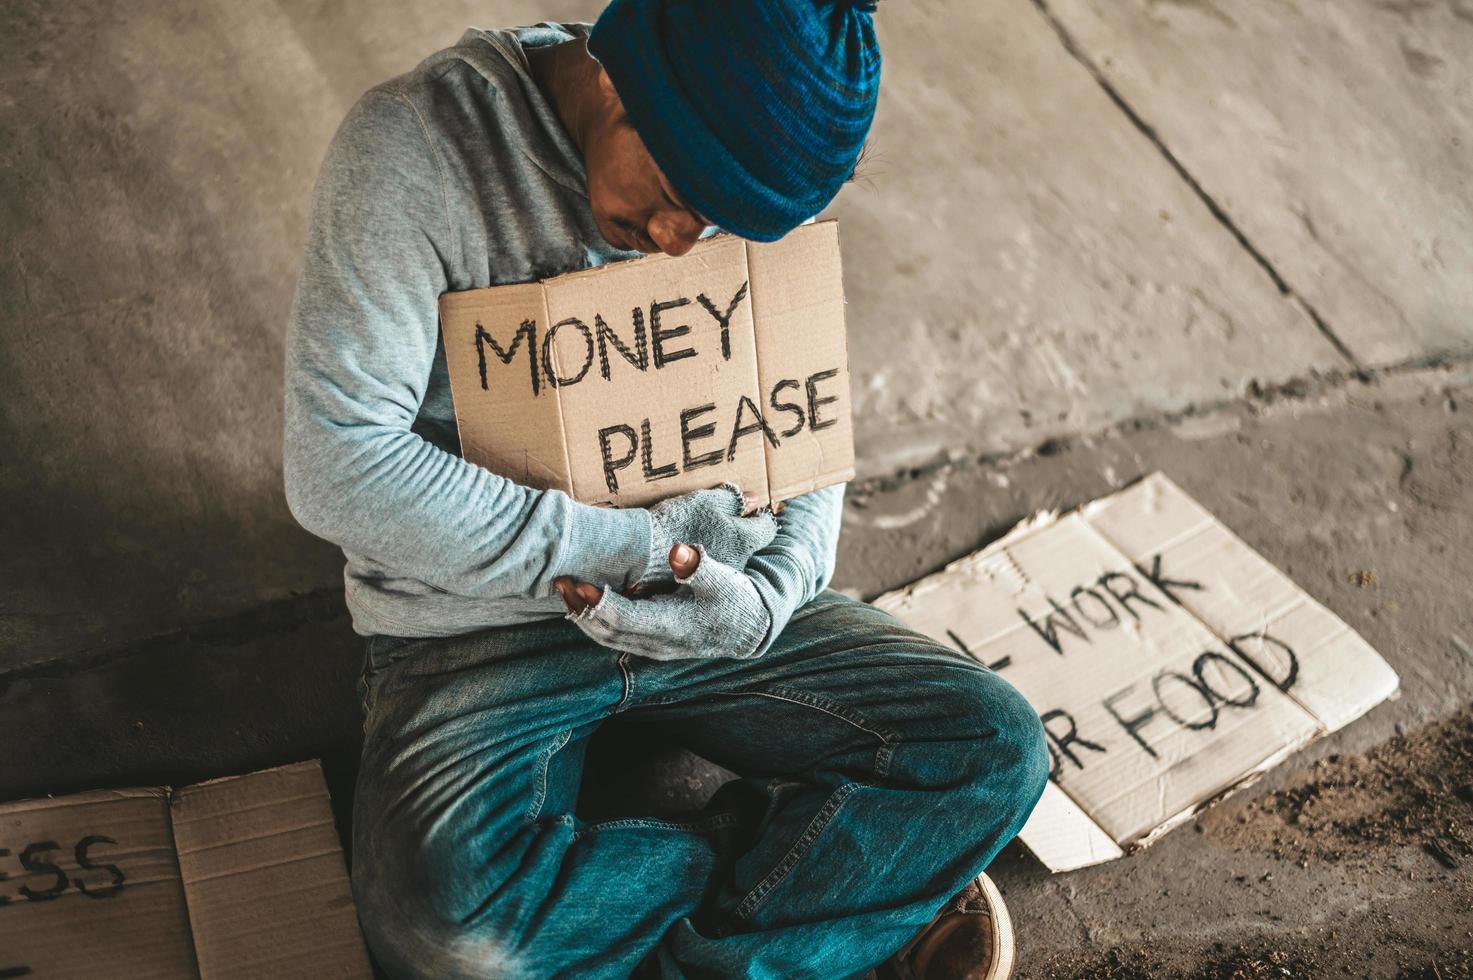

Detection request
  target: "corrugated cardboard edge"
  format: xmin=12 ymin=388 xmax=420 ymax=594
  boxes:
xmin=726 ymin=239 xmax=769 ymax=504
xmin=870 ymin=509 xmax=1063 ymax=614
xmin=794 ymin=220 xmax=856 ymax=500
xmin=1016 ymin=783 xmax=1123 ymax=872
xmin=537 ymin=286 xmax=580 ymax=499
xmin=1124 ymin=734 xmax=1313 ymax=855
xmin=0 ymin=784 xmax=169 ymax=815
xmin=0 ymin=783 xmax=201 ymax=979
xmin=170 ymin=760 xmax=372 ymax=980
xmin=439 ymin=284 xmax=574 ymax=493
xmin=767 ymin=468 xmax=858 ymax=502
xmin=0 ymin=766 xmax=368 ymax=978
xmin=746 ymin=220 xmax=857 ymax=503
xmin=1082 ymin=472 xmax=1401 ymax=737
xmin=874 ymin=472 xmax=1400 ymax=873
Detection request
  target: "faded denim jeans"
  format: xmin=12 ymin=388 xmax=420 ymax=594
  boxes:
xmin=350 ymin=591 xmax=1049 ymax=979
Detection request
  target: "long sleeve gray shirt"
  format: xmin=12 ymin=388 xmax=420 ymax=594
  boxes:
xmin=283 ymin=21 xmax=842 ymax=641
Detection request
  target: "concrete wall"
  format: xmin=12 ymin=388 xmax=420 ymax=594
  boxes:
xmin=4 ymin=0 xmax=1466 ymax=671
xmin=2 ymin=2 xmax=603 ymax=667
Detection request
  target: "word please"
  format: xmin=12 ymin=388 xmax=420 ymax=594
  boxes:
xmin=597 ymin=371 xmax=841 ymax=494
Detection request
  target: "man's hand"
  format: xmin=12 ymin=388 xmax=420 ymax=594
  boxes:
xmin=556 ymin=543 xmax=771 ymax=661
xmin=633 ymin=483 xmax=778 ymax=592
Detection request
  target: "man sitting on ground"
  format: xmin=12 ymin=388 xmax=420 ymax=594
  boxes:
xmin=283 ymin=2 xmax=1049 ymax=976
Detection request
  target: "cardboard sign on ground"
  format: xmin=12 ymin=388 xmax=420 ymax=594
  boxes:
xmin=874 ymin=473 xmax=1399 ymax=872
xmin=0 ymin=761 xmax=371 ymax=978
xmin=440 ymin=221 xmax=855 ymax=509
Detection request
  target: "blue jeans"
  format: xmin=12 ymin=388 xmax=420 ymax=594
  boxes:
xmin=350 ymin=591 xmax=1049 ymax=979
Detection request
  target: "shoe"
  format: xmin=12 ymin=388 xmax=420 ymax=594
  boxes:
xmin=871 ymin=872 xmax=1015 ymax=980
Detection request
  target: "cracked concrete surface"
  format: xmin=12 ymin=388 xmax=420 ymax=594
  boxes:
xmin=1040 ymin=0 xmax=1473 ymax=368
xmin=838 ymin=0 xmax=1350 ymax=478
xmin=5 ymin=365 xmax=1467 ymax=978
xmin=2 ymin=0 xmax=1471 ymax=975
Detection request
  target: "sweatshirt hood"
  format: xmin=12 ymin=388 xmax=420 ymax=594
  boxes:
xmin=435 ymin=22 xmax=593 ymax=195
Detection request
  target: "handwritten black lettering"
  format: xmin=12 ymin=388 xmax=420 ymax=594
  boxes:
xmin=727 ymin=395 xmax=779 ymax=462
xmin=1134 ymin=553 xmax=1205 ymax=607
xmin=1096 ymin=570 xmax=1163 ymax=620
xmin=585 ymin=367 xmax=844 ymax=493
xmin=680 ymin=404 xmax=723 ymax=470
xmin=1103 ymin=685 xmax=1161 ymax=759
xmin=769 ymin=379 xmax=806 ymax=438
xmin=18 ymin=842 xmax=66 ymax=901
xmin=1152 ymin=668 xmax=1220 ymax=731
xmin=476 ymin=320 xmax=540 ymax=395
xmin=805 ymin=368 xmax=841 ymax=432
xmin=1070 ymin=585 xmax=1121 ymax=630
xmin=945 ymin=629 xmax=1012 ymax=671
xmin=650 ymin=297 xmax=696 ymax=368
xmin=1193 ymin=651 xmax=1260 ymax=709
xmin=1040 ymin=708 xmax=1108 ymax=781
xmin=74 ymin=835 xmax=124 ymax=899
xmin=541 ymin=317 xmax=595 ymax=388
xmin=1228 ymin=631 xmax=1299 ymax=693
xmin=595 ymin=311 xmax=649 ymax=380
xmin=598 ymin=424 xmax=638 ymax=494
xmin=1019 ymin=599 xmax=1088 ymax=656
xmin=640 ymin=418 xmax=678 ymax=482
xmin=696 ymin=281 xmax=749 ymax=363
xmin=1152 ymin=651 xmax=1261 ymax=731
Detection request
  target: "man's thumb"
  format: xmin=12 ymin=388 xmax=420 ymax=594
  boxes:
xmin=669 ymin=542 xmax=700 ymax=579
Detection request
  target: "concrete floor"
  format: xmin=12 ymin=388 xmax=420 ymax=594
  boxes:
xmin=3 ymin=0 xmax=1471 ymax=976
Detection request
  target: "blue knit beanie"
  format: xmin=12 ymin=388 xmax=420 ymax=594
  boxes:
xmin=587 ymin=0 xmax=882 ymax=243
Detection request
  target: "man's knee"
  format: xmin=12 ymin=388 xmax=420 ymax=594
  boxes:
xmin=984 ymin=674 xmax=1051 ymax=809
xmin=941 ymin=667 xmax=1050 ymax=816
xmin=354 ymin=868 xmax=528 ymax=980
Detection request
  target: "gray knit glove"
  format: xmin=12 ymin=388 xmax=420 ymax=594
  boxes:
xmin=636 ymin=483 xmax=778 ymax=590
xmin=571 ymin=544 xmax=771 ymax=661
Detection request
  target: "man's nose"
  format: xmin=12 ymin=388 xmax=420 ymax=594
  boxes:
xmin=647 ymin=210 xmax=707 ymax=256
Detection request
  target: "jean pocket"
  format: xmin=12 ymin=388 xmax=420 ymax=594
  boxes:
xmin=358 ymin=635 xmax=422 ymax=718
xmin=358 ymin=635 xmax=397 ymax=715
xmin=357 ymin=642 xmax=378 ymax=717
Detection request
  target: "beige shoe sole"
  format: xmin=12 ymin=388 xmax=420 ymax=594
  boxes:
xmin=974 ymin=872 xmax=1015 ymax=980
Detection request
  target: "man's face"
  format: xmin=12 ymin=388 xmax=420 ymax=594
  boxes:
xmin=583 ymin=74 xmax=713 ymax=257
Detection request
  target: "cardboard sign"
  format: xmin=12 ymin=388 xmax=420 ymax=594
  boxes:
xmin=874 ymin=474 xmax=1399 ymax=872
xmin=440 ymin=221 xmax=855 ymax=508
xmin=0 ymin=761 xmax=372 ymax=978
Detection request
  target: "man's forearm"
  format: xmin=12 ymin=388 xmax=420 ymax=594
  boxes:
xmin=744 ymin=483 xmax=845 ymax=655
xmin=284 ymin=412 xmax=653 ymax=599
xmin=282 ymin=87 xmax=653 ymax=601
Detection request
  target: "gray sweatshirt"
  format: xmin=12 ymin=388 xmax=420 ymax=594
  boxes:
xmin=282 ymin=21 xmax=843 ymax=641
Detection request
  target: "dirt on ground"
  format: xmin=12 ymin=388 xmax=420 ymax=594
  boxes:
xmin=1202 ymin=704 xmax=1473 ymax=871
xmin=1032 ymin=705 xmax=1473 ymax=979
xmin=1038 ymin=944 xmax=1473 ymax=979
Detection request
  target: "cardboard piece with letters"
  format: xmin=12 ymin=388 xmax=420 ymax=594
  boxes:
xmin=439 ymin=220 xmax=855 ymax=508
xmin=0 ymin=761 xmax=372 ymax=978
xmin=873 ymin=473 xmax=1399 ymax=872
